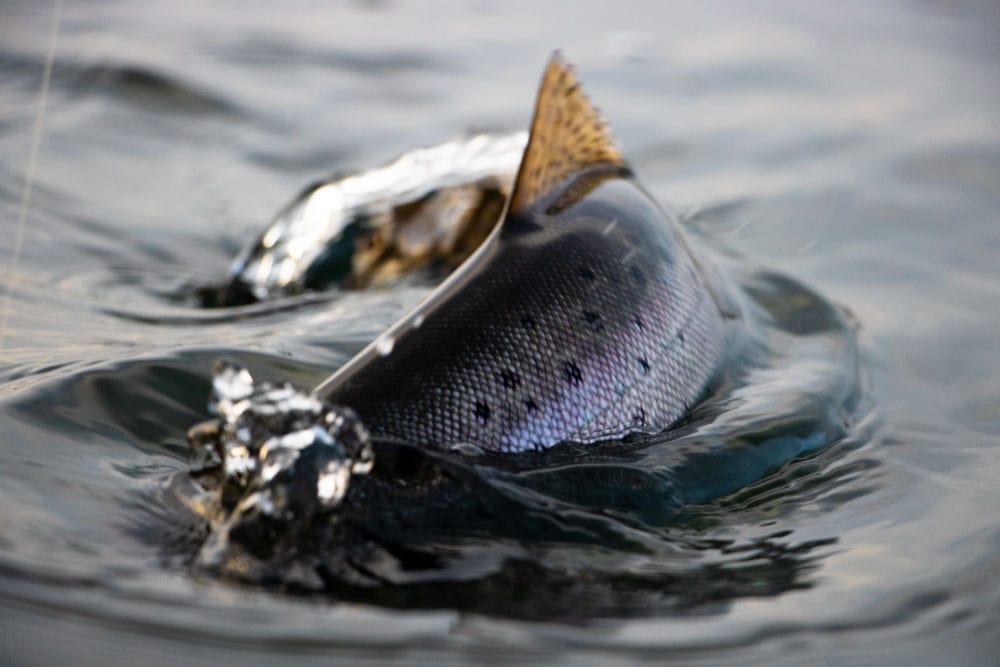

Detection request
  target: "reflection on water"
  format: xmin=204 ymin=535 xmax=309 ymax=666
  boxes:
xmin=1 ymin=0 xmax=999 ymax=663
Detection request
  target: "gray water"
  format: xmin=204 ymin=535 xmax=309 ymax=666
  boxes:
xmin=1 ymin=1 xmax=999 ymax=663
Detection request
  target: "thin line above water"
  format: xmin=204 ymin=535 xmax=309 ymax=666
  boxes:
xmin=0 ymin=0 xmax=64 ymax=354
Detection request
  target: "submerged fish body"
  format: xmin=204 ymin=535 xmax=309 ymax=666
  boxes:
xmin=314 ymin=54 xmax=726 ymax=452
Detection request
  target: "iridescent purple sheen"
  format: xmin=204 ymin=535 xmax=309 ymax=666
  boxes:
xmin=315 ymin=172 xmax=725 ymax=452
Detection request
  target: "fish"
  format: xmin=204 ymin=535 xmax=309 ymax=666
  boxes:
xmin=214 ymin=131 xmax=528 ymax=304
xmin=312 ymin=53 xmax=727 ymax=453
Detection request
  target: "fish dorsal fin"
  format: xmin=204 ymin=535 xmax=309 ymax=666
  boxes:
xmin=508 ymin=52 xmax=627 ymax=215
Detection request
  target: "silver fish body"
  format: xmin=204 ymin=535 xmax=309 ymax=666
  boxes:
xmin=315 ymin=169 xmax=725 ymax=452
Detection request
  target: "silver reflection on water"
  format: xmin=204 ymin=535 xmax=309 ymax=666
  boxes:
xmin=230 ymin=131 xmax=527 ymax=300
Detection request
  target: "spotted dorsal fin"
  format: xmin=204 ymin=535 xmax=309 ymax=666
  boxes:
xmin=508 ymin=52 xmax=627 ymax=215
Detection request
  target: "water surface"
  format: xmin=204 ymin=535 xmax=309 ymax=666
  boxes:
xmin=1 ymin=1 xmax=999 ymax=663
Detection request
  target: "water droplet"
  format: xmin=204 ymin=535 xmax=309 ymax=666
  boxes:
xmin=212 ymin=361 xmax=254 ymax=404
xmin=412 ymin=313 xmax=425 ymax=329
xmin=449 ymin=442 xmax=486 ymax=457
xmin=316 ymin=462 xmax=351 ymax=507
xmin=376 ymin=334 xmax=395 ymax=356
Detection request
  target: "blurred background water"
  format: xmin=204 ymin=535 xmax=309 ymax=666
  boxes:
xmin=1 ymin=0 xmax=999 ymax=663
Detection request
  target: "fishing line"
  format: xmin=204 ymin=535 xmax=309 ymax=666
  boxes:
xmin=0 ymin=0 xmax=63 ymax=353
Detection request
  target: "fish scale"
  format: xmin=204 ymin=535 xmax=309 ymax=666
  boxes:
xmin=317 ymin=177 xmax=725 ymax=452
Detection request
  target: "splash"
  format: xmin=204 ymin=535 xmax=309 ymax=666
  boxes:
xmin=185 ymin=360 xmax=373 ymax=566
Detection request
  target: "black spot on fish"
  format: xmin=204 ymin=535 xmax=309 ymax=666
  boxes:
xmin=633 ymin=315 xmax=644 ymax=330
xmin=677 ymin=331 xmax=685 ymax=344
xmin=498 ymin=369 xmax=521 ymax=389
xmin=633 ymin=407 xmax=646 ymax=426
xmin=523 ymin=397 xmax=539 ymax=412
xmin=582 ymin=310 xmax=603 ymax=331
xmin=474 ymin=401 xmax=491 ymax=424
xmin=629 ymin=265 xmax=646 ymax=286
xmin=564 ymin=361 xmax=584 ymax=386
xmin=578 ymin=266 xmax=597 ymax=281
xmin=637 ymin=357 xmax=650 ymax=374
xmin=520 ymin=315 xmax=537 ymax=330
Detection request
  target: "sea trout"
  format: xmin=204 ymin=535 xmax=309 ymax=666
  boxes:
xmin=313 ymin=53 xmax=727 ymax=452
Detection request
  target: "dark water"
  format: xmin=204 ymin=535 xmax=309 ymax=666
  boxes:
xmin=2 ymin=1 xmax=999 ymax=663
